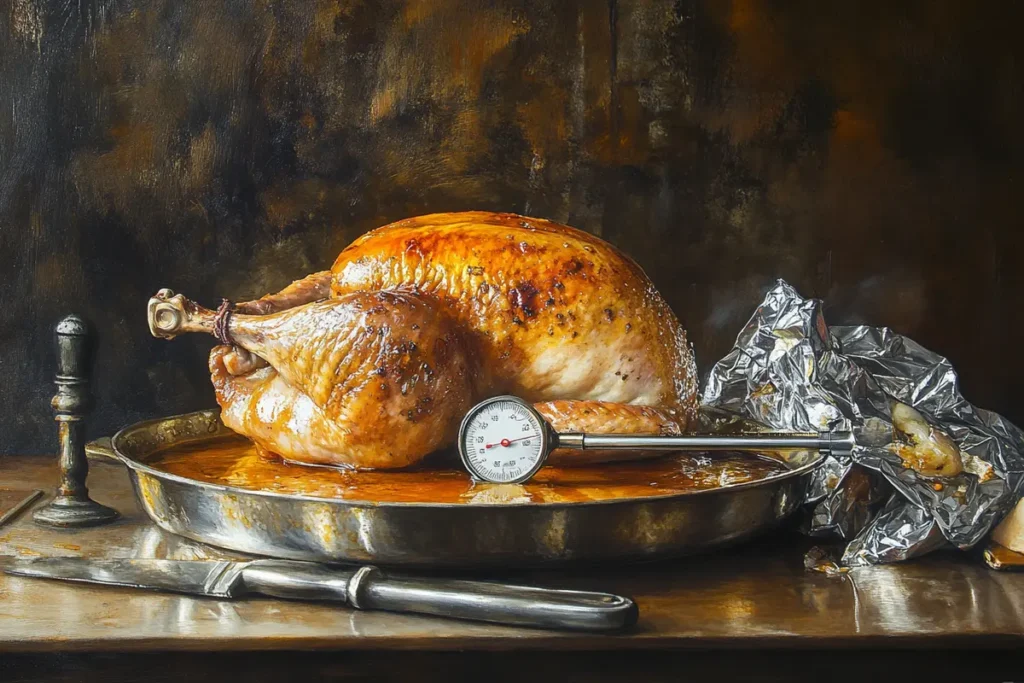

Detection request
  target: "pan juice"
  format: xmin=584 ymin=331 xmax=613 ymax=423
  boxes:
xmin=146 ymin=437 xmax=789 ymax=505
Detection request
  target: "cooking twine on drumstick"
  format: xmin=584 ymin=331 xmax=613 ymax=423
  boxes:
xmin=214 ymin=299 xmax=234 ymax=345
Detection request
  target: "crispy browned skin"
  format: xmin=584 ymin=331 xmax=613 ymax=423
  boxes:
xmin=330 ymin=212 xmax=697 ymax=411
xmin=163 ymin=211 xmax=698 ymax=469
xmin=211 ymin=292 xmax=474 ymax=469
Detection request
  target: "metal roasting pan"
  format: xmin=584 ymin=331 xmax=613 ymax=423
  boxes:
xmin=86 ymin=409 xmax=824 ymax=568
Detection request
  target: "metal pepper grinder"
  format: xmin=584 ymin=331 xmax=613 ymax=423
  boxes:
xmin=33 ymin=315 xmax=119 ymax=527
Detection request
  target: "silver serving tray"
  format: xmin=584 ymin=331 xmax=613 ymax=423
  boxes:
xmin=87 ymin=410 xmax=822 ymax=568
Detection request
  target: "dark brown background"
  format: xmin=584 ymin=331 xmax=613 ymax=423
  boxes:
xmin=1 ymin=0 xmax=1022 ymax=453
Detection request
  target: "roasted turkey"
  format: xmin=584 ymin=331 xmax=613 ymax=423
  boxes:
xmin=148 ymin=211 xmax=698 ymax=469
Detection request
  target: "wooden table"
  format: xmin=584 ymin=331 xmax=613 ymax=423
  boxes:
xmin=1 ymin=455 xmax=1022 ymax=682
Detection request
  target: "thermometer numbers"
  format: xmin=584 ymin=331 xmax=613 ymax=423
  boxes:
xmin=460 ymin=398 xmax=547 ymax=483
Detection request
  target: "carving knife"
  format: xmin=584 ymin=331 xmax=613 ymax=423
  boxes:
xmin=0 ymin=556 xmax=637 ymax=631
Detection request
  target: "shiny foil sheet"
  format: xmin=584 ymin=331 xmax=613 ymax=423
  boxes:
xmin=702 ymin=280 xmax=1024 ymax=565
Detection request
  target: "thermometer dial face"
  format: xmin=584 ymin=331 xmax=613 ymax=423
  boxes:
xmin=458 ymin=396 xmax=551 ymax=484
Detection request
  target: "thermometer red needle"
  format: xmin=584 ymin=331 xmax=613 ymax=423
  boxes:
xmin=485 ymin=436 xmax=532 ymax=449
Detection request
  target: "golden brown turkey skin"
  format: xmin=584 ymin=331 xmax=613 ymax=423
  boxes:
xmin=160 ymin=211 xmax=698 ymax=469
xmin=211 ymin=291 xmax=474 ymax=469
xmin=330 ymin=212 xmax=698 ymax=412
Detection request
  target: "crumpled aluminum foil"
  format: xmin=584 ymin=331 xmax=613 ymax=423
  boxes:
xmin=702 ymin=280 xmax=1024 ymax=565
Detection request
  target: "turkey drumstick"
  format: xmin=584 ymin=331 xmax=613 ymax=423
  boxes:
xmin=148 ymin=268 xmax=333 ymax=338
xmin=148 ymin=211 xmax=699 ymax=469
xmin=152 ymin=288 xmax=477 ymax=469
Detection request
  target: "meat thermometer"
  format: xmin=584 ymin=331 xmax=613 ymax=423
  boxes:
xmin=458 ymin=395 xmax=856 ymax=484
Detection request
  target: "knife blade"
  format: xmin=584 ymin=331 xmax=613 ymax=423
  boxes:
xmin=0 ymin=557 xmax=248 ymax=596
xmin=0 ymin=556 xmax=638 ymax=632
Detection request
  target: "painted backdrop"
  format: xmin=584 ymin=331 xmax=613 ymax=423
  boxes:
xmin=2 ymin=0 xmax=1022 ymax=452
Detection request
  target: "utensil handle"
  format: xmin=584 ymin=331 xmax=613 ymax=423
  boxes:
xmin=240 ymin=560 xmax=638 ymax=631
xmin=348 ymin=567 xmax=638 ymax=631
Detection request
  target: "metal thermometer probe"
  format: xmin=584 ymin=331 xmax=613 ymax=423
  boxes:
xmin=458 ymin=395 xmax=855 ymax=484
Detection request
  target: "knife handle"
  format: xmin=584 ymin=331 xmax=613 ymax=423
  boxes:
xmin=239 ymin=560 xmax=638 ymax=632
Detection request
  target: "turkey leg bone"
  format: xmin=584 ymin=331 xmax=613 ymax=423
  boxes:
xmin=148 ymin=271 xmax=335 ymax=372
xmin=148 ymin=270 xmax=333 ymax=340
xmin=148 ymin=288 xmax=271 ymax=344
xmin=148 ymin=289 xmax=216 ymax=340
xmin=148 ymin=289 xmax=272 ymax=375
